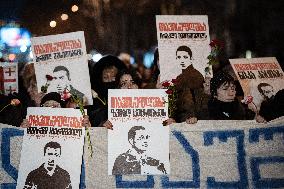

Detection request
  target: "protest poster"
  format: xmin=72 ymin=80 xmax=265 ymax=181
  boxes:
xmin=156 ymin=15 xmax=211 ymax=82
xmin=31 ymin=31 xmax=86 ymax=63
xmin=32 ymin=31 xmax=93 ymax=105
xmin=229 ymin=57 xmax=284 ymax=108
xmin=108 ymin=89 xmax=170 ymax=175
xmin=16 ymin=107 xmax=85 ymax=189
xmin=0 ymin=62 xmax=18 ymax=95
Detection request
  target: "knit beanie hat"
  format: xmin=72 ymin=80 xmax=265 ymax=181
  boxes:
xmin=40 ymin=92 xmax=65 ymax=107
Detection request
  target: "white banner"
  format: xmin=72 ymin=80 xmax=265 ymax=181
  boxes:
xmin=1 ymin=118 xmax=284 ymax=188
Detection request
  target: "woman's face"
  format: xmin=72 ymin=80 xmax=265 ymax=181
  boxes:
xmin=216 ymin=82 xmax=236 ymax=102
xmin=102 ymin=66 xmax=118 ymax=83
xmin=119 ymin=74 xmax=138 ymax=89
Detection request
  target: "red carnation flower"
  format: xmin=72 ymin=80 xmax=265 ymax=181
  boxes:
xmin=61 ymin=89 xmax=71 ymax=101
xmin=241 ymin=95 xmax=253 ymax=104
xmin=11 ymin=99 xmax=21 ymax=106
xmin=162 ymin=81 xmax=170 ymax=87
xmin=171 ymin=78 xmax=178 ymax=84
xmin=209 ymin=39 xmax=224 ymax=48
xmin=46 ymin=75 xmax=53 ymax=81
xmin=165 ymin=89 xmax=173 ymax=95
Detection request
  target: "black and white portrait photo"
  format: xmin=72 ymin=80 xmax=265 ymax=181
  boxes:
xmin=109 ymin=125 xmax=169 ymax=175
xmin=34 ymin=59 xmax=93 ymax=105
xmin=23 ymin=142 xmax=72 ymax=189
xmin=16 ymin=108 xmax=85 ymax=189
xmin=156 ymin=15 xmax=211 ymax=82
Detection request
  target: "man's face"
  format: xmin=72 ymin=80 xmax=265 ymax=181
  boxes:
xmin=261 ymin=85 xmax=274 ymax=99
xmin=53 ymin=70 xmax=70 ymax=93
xmin=132 ymin=130 xmax=150 ymax=152
xmin=176 ymin=50 xmax=193 ymax=69
xmin=44 ymin=147 xmax=60 ymax=170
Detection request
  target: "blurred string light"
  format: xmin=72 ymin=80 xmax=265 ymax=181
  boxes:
xmin=50 ymin=21 xmax=56 ymax=28
xmin=246 ymin=50 xmax=252 ymax=59
xmin=143 ymin=52 xmax=154 ymax=68
xmin=61 ymin=14 xmax=68 ymax=21
xmin=71 ymin=5 xmax=79 ymax=12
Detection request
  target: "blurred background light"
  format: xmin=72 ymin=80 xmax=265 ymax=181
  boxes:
xmin=143 ymin=52 xmax=154 ymax=68
xmin=92 ymin=53 xmax=103 ymax=62
xmin=50 ymin=21 xmax=56 ymax=28
xmin=61 ymin=14 xmax=68 ymax=21
xmin=246 ymin=50 xmax=252 ymax=59
xmin=71 ymin=5 xmax=79 ymax=12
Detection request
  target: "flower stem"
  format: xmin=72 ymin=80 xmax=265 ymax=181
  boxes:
xmin=0 ymin=104 xmax=11 ymax=113
xmin=69 ymin=91 xmax=94 ymax=157
xmin=97 ymin=97 xmax=106 ymax=106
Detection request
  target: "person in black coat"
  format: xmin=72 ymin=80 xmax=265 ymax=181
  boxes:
xmin=208 ymin=71 xmax=254 ymax=120
xmin=258 ymin=85 xmax=284 ymax=122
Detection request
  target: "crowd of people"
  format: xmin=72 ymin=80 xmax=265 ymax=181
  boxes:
xmin=1 ymin=49 xmax=284 ymax=128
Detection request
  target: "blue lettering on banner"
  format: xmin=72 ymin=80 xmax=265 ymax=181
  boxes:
xmin=249 ymin=126 xmax=284 ymax=143
xmin=115 ymin=175 xmax=154 ymax=188
xmin=161 ymin=130 xmax=200 ymax=188
xmin=250 ymin=157 xmax=284 ymax=188
xmin=79 ymin=158 xmax=86 ymax=189
xmin=249 ymin=126 xmax=284 ymax=188
xmin=203 ymin=130 xmax=248 ymax=188
xmin=1 ymin=128 xmax=24 ymax=189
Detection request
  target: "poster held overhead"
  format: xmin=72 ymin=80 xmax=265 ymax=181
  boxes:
xmin=31 ymin=31 xmax=93 ymax=105
xmin=156 ymin=15 xmax=211 ymax=82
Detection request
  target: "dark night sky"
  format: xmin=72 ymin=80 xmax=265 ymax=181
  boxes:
xmin=0 ymin=0 xmax=283 ymax=67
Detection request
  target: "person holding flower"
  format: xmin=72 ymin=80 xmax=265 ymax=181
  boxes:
xmin=20 ymin=92 xmax=90 ymax=128
xmin=0 ymin=94 xmax=23 ymax=126
xmin=208 ymin=71 xmax=255 ymax=120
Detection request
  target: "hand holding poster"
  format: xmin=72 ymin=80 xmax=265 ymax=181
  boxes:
xmin=229 ymin=57 xmax=284 ymax=108
xmin=108 ymin=89 xmax=170 ymax=175
xmin=16 ymin=107 xmax=85 ymax=189
xmin=156 ymin=15 xmax=211 ymax=82
xmin=31 ymin=31 xmax=93 ymax=105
